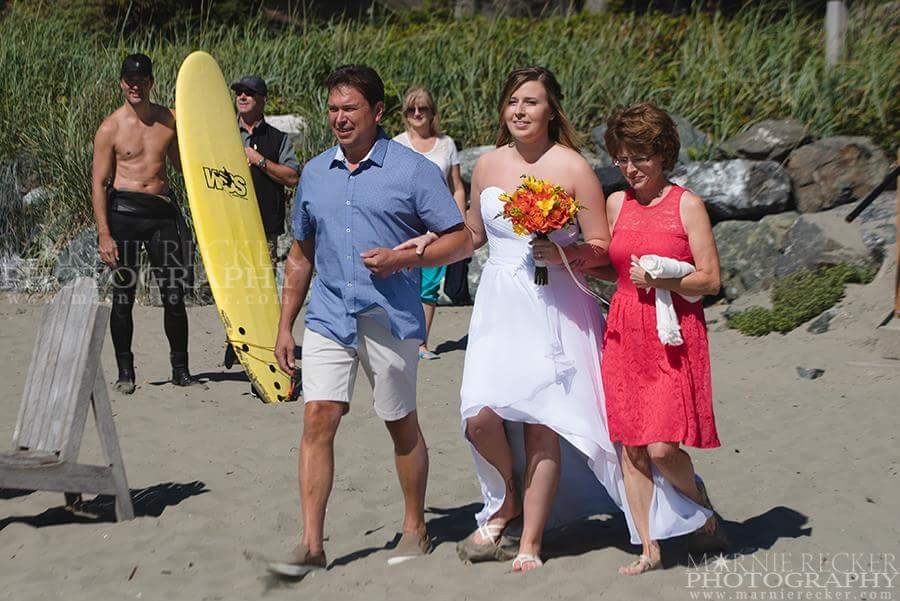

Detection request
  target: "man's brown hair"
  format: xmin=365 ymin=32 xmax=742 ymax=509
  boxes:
xmin=324 ymin=64 xmax=384 ymax=107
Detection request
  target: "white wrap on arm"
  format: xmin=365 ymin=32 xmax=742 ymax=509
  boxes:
xmin=637 ymin=254 xmax=701 ymax=346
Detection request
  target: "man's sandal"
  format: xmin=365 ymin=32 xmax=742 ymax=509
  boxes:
xmin=618 ymin=554 xmax=660 ymax=576
xmin=512 ymin=553 xmax=543 ymax=572
xmin=267 ymin=543 xmax=327 ymax=579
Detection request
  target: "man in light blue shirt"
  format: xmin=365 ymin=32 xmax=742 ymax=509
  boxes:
xmin=270 ymin=65 xmax=472 ymax=577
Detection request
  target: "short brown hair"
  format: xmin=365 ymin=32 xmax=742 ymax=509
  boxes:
xmin=324 ymin=64 xmax=384 ymax=107
xmin=495 ymin=66 xmax=581 ymax=152
xmin=604 ymin=102 xmax=680 ymax=171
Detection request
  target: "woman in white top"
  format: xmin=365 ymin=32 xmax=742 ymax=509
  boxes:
xmin=393 ymin=86 xmax=466 ymax=360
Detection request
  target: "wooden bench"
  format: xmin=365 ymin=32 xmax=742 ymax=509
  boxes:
xmin=0 ymin=277 xmax=134 ymax=520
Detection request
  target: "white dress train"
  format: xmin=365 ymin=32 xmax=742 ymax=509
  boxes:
xmin=459 ymin=186 xmax=711 ymax=545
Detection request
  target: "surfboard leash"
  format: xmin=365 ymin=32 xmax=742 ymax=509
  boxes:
xmin=226 ymin=338 xmax=301 ymax=403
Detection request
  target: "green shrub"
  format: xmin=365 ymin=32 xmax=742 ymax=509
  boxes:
xmin=726 ymin=263 xmax=878 ymax=336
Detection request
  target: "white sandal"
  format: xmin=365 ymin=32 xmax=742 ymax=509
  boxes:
xmin=618 ymin=554 xmax=660 ymax=576
xmin=477 ymin=523 xmax=505 ymax=544
xmin=512 ymin=553 xmax=543 ymax=572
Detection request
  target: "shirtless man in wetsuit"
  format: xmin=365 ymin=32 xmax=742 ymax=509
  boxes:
xmin=91 ymin=53 xmax=192 ymax=393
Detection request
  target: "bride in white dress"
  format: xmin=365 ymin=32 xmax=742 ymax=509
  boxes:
xmin=403 ymin=67 xmax=710 ymax=572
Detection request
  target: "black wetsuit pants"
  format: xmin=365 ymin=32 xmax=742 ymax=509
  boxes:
xmin=107 ymin=190 xmax=188 ymax=370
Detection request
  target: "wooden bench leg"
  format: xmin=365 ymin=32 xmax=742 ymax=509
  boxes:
xmin=92 ymin=365 xmax=134 ymax=521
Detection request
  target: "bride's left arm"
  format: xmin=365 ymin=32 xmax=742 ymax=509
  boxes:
xmin=529 ymin=159 xmax=610 ymax=268
xmin=566 ymin=158 xmax=611 ymax=269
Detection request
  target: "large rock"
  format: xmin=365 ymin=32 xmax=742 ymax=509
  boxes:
xmin=52 ymin=227 xmax=99 ymax=285
xmin=458 ymin=145 xmax=495 ymax=185
xmin=719 ymin=119 xmax=811 ymax=162
xmin=0 ymin=253 xmax=25 ymax=291
xmin=775 ymin=212 xmax=881 ymax=279
xmin=580 ymin=151 xmax=627 ymax=197
xmin=265 ymin=114 xmax=306 ymax=145
xmin=591 ymin=114 xmax=710 ymax=166
xmin=786 ymin=136 xmax=889 ymax=213
xmin=670 ymin=160 xmax=792 ymax=222
xmin=22 ymin=186 xmax=53 ymax=209
xmin=714 ymin=212 xmax=798 ymax=299
xmin=829 ymin=190 xmax=896 ymax=256
xmin=594 ymin=166 xmax=627 ymax=198
xmin=0 ymin=253 xmax=55 ymax=294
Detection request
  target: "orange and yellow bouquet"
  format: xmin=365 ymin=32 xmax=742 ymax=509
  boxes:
xmin=498 ymin=175 xmax=582 ymax=285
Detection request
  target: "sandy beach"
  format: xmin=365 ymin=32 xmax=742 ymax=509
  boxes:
xmin=1 ymin=253 xmax=898 ymax=601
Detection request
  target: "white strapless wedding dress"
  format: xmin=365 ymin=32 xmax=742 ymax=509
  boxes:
xmin=460 ymin=186 xmax=710 ymax=544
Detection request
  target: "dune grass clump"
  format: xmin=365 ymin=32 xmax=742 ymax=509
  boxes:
xmin=726 ymin=263 xmax=878 ymax=336
xmin=0 ymin=2 xmax=896 ymax=264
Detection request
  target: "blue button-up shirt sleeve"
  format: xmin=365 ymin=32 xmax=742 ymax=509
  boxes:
xmin=412 ymin=158 xmax=464 ymax=234
xmin=292 ymin=165 xmax=314 ymax=241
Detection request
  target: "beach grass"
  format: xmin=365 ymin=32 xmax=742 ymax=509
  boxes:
xmin=0 ymin=2 xmax=896 ymax=256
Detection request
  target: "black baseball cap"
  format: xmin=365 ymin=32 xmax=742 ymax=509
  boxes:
xmin=121 ymin=53 xmax=153 ymax=79
xmin=230 ymin=75 xmax=268 ymax=97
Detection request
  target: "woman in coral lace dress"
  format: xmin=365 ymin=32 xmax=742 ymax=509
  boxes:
xmin=585 ymin=102 xmax=725 ymax=575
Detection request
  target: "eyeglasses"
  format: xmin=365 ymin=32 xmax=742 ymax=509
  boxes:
xmin=613 ymin=155 xmax=653 ymax=168
xmin=235 ymin=88 xmax=257 ymax=98
xmin=405 ymin=106 xmax=432 ymax=116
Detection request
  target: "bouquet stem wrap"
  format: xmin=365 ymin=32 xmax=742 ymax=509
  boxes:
xmin=533 ymin=232 xmax=549 ymax=285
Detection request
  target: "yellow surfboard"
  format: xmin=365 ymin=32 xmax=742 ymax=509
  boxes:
xmin=175 ymin=51 xmax=292 ymax=403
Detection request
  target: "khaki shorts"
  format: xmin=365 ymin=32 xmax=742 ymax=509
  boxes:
xmin=301 ymin=316 xmax=420 ymax=421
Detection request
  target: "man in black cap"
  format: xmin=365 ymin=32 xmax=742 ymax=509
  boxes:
xmin=232 ymin=75 xmax=300 ymax=262
xmin=91 ymin=53 xmax=194 ymax=393
xmin=223 ymin=74 xmax=300 ymax=371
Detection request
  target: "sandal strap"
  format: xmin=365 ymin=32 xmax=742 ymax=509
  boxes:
xmin=476 ymin=522 xmax=505 ymax=545
xmin=638 ymin=554 xmax=660 ymax=569
xmin=513 ymin=553 xmax=543 ymax=569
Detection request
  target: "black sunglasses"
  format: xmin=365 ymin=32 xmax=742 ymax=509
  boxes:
xmin=235 ymin=88 xmax=258 ymax=97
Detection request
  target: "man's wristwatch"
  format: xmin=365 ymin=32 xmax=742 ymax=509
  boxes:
xmin=257 ymin=157 xmax=267 ymax=169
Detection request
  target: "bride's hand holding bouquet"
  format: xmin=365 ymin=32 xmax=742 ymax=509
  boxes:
xmin=498 ymin=175 xmax=582 ymax=285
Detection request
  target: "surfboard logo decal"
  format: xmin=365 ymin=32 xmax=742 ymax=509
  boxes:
xmin=202 ymin=165 xmax=248 ymax=198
